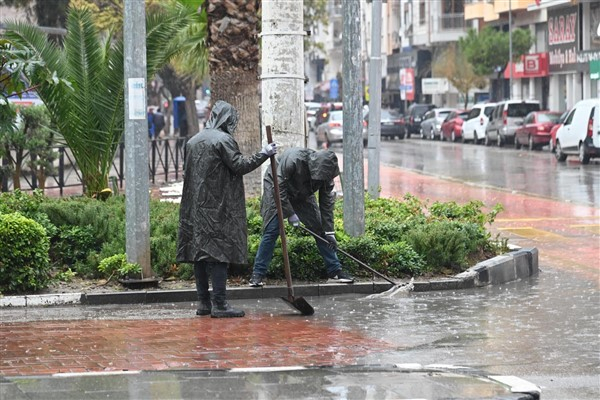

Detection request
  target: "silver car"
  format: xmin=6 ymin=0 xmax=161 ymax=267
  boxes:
xmin=419 ymin=108 xmax=455 ymax=140
xmin=484 ymin=100 xmax=540 ymax=146
xmin=316 ymin=110 xmax=367 ymax=147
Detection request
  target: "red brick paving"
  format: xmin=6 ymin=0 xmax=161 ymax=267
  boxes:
xmin=0 ymin=314 xmax=394 ymax=377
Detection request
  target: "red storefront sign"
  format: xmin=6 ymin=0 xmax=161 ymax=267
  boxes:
xmin=504 ymin=53 xmax=549 ymax=79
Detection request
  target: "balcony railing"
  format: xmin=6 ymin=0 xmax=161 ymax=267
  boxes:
xmin=440 ymin=13 xmax=465 ymax=30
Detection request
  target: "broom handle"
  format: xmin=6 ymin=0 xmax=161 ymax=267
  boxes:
xmin=297 ymin=224 xmax=397 ymax=286
xmin=266 ymin=126 xmax=294 ymax=298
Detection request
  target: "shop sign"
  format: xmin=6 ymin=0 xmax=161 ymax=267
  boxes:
xmin=399 ymin=68 xmax=414 ymax=101
xmin=591 ymin=60 xmax=600 ymax=80
xmin=504 ymin=53 xmax=549 ymax=79
xmin=547 ymin=6 xmax=579 ymax=72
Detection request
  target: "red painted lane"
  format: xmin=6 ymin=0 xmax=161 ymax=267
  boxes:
xmin=374 ymin=164 xmax=599 ymax=284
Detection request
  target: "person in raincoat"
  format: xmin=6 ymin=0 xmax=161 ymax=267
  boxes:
xmin=177 ymin=100 xmax=277 ymax=318
xmin=248 ymin=148 xmax=354 ymax=287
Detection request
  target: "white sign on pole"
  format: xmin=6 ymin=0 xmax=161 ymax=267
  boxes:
xmin=128 ymin=78 xmax=146 ymax=120
xmin=421 ymin=78 xmax=449 ymax=95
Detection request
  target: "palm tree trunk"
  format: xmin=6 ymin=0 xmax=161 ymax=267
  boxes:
xmin=207 ymin=0 xmax=262 ymax=198
xmin=211 ymin=70 xmax=262 ymax=197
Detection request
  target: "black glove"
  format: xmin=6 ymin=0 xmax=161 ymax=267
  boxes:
xmin=325 ymin=232 xmax=337 ymax=249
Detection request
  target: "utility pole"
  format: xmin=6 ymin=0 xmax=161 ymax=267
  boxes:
xmin=123 ymin=0 xmax=152 ymax=280
xmin=261 ymin=1 xmax=305 ymax=151
xmin=509 ymin=0 xmax=513 ymax=99
xmin=367 ymin=0 xmax=382 ymax=199
xmin=343 ymin=0 xmax=365 ymax=236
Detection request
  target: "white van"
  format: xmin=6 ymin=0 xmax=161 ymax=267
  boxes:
xmin=555 ymin=98 xmax=600 ymax=164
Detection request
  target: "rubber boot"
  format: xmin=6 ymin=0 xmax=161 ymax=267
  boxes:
xmin=210 ymin=262 xmax=245 ymax=318
xmin=194 ymin=262 xmax=212 ymax=316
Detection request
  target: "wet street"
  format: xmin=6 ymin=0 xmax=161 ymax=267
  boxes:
xmin=2 ymin=137 xmax=599 ymax=399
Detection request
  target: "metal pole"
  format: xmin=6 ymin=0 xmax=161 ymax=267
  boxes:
xmin=368 ymin=0 xmax=382 ymax=199
xmin=343 ymin=0 xmax=365 ymax=236
xmin=123 ymin=0 xmax=152 ymax=279
xmin=509 ymin=0 xmax=513 ymax=99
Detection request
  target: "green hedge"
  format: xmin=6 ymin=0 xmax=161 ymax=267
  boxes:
xmin=0 ymin=212 xmax=51 ymax=293
xmin=0 ymin=190 xmax=507 ymax=294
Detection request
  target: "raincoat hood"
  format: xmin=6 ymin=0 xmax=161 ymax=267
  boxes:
xmin=308 ymin=150 xmax=340 ymax=181
xmin=205 ymin=100 xmax=239 ymax=134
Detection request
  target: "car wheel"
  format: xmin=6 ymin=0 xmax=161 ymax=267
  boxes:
xmin=555 ymin=141 xmax=567 ymax=162
xmin=579 ymin=142 xmax=591 ymax=164
xmin=474 ymin=132 xmax=480 ymax=144
xmin=514 ymin=136 xmax=521 ymax=150
xmin=528 ymin=135 xmax=535 ymax=151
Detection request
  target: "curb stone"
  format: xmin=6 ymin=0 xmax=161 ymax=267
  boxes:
xmin=0 ymin=248 xmax=538 ymax=307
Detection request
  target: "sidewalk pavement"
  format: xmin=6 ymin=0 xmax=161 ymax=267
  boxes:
xmin=0 ymin=249 xmax=540 ymax=395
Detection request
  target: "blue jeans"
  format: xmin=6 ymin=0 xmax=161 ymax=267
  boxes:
xmin=252 ymin=217 xmax=342 ymax=277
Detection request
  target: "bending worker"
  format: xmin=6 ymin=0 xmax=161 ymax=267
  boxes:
xmin=249 ymin=148 xmax=354 ymax=287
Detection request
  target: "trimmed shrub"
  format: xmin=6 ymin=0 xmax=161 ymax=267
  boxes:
xmin=0 ymin=213 xmax=51 ymax=293
xmin=404 ymin=220 xmax=469 ymax=272
xmin=98 ymin=254 xmax=141 ymax=280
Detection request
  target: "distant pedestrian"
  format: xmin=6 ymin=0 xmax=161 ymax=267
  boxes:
xmin=147 ymin=107 xmax=155 ymax=139
xmin=249 ymin=148 xmax=354 ymax=287
xmin=153 ymin=107 xmax=165 ymax=137
xmin=177 ymin=100 xmax=277 ymax=318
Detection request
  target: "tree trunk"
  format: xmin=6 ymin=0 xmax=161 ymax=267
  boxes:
xmin=211 ymin=70 xmax=262 ymax=197
xmin=183 ymin=79 xmax=200 ymax=137
xmin=207 ymin=0 xmax=261 ymax=198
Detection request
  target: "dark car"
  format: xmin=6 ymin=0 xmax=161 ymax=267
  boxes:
xmin=364 ymin=108 xmax=405 ymax=140
xmin=405 ymin=103 xmax=436 ymax=137
xmin=514 ymin=111 xmax=562 ymax=151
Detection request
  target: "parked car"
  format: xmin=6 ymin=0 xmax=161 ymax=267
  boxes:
xmin=364 ymin=108 xmax=406 ymax=139
xmin=555 ymin=98 xmax=600 ymax=164
xmin=461 ymin=103 xmax=497 ymax=144
xmin=305 ymin=102 xmax=322 ymax=134
xmin=484 ymin=100 xmax=541 ymax=146
xmin=549 ymin=110 xmax=569 ymax=153
xmin=441 ymin=110 xmax=470 ymax=142
xmin=514 ymin=111 xmax=562 ymax=151
xmin=419 ymin=108 xmax=455 ymax=140
xmin=314 ymin=102 xmax=343 ymax=130
xmin=316 ymin=109 xmax=367 ymax=147
xmin=405 ymin=103 xmax=436 ymax=137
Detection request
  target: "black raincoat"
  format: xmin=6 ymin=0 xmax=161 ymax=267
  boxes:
xmin=177 ymin=101 xmax=268 ymax=264
xmin=261 ymin=148 xmax=339 ymax=235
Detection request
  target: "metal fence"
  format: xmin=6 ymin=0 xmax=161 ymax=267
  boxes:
xmin=1 ymin=136 xmax=188 ymax=196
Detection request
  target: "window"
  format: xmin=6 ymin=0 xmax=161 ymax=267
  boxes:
xmin=443 ymin=0 xmax=464 ymax=14
xmin=468 ymin=108 xmax=481 ymax=119
xmin=419 ymin=1 xmax=426 ymax=25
